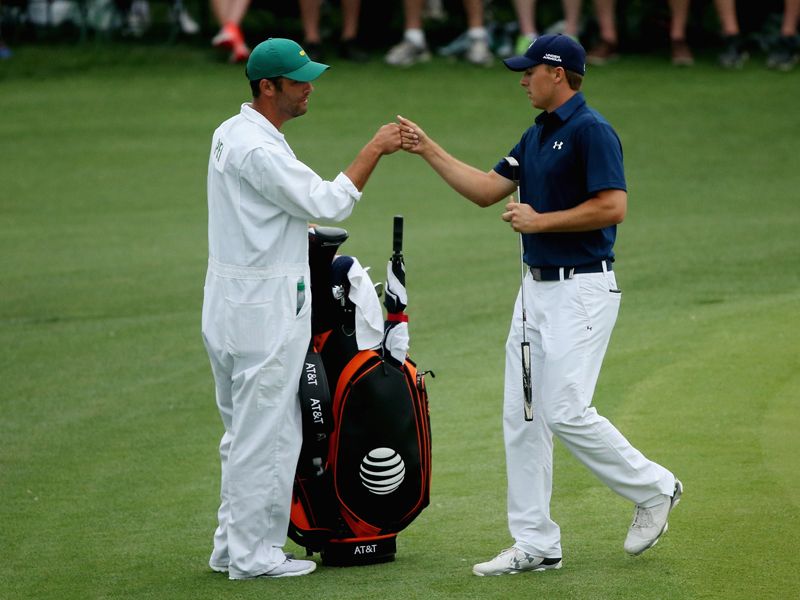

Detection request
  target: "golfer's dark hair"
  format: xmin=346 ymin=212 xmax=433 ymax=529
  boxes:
xmin=250 ymin=76 xmax=284 ymax=98
xmin=544 ymin=65 xmax=583 ymax=91
xmin=565 ymin=70 xmax=583 ymax=90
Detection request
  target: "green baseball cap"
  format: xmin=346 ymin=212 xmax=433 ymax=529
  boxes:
xmin=246 ymin=38 xmax=329 ymax=82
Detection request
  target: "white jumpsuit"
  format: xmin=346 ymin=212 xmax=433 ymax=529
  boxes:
xmin=201 ymin=103 xmax=361 ymax=579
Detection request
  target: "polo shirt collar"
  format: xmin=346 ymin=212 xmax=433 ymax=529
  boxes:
xmin=240 ymin=102 xmax=285 ymax=142
xmin=535 ymin=92 xmax=586 ymax=125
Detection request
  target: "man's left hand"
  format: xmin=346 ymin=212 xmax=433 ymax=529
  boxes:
xmin=502 ymin=201 xmax=540 ymax=233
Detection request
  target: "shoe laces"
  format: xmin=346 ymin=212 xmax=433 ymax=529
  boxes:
xmin=630 ymin=506 xmax=656 ymax=529
xmin=499 ymin=547 xmax=535 ymax=567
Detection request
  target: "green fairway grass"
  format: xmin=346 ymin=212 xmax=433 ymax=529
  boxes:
xmin=1 ymin=44 xmax=798 ymax=600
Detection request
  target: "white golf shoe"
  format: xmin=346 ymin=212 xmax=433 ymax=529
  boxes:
xmin=214 ymin=552 xmax=304 ymax=579
xmin=258 ymin=557 xmax=316 ymax=578
xmin=624 ymin=479 xmax=683 ymax=555
xmin=472 ymin=547 xmax=562 ymax=576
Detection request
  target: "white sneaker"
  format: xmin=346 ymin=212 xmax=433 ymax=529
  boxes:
xmin=209 ymin=552 xmax=295 ymax=574
xmin=385 ymin=40 xmax=431 ymax=67
xmin=259 ymin=557 xmax=316 ymax=578
xmin=229 ymin=558 xmax=316 ymax=579
xmin=472 ymin=547 xmax=562 ymax=576
xmin=465 ymin=36 xmax=493 ymax=67
xmin=175 ymin=7 xmax=199 ymax=34
xmin=624 ymin=479 xmax=683 ymax=555
xmin=209 ymin=561 xmax=228 ymax=573
xmin=126 ymin=0 xmax=151 ymax=37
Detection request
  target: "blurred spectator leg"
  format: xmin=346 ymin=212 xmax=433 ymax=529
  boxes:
xmin=171 ymin=0 xmax=199 ymax=36
xmin=714 ymin=0 xmax=746 ymax=68
xmin=586 ymin=0 xmax=618 ymax=65
xmin=767 ymin=0 xmax=799 ymax=70
xmin=299 ymin=0 xmax=324 ymax=60
xmin=463 ymin=0 xmax=492 ymax=65
xmin=338 ymin=0 xmax=368 ymax=61
xmin=561 ymin=0 xmax=582 ymax=39
xmin=126 ymin=0 xmax=151 ymax=37
xmin=385 ymin=0 xmax=431 ymax=66
xmin=211 ymin=0 xmax=251 ymax=63
xmin=0 ymin=0 xmax=10 ymax=59
xmin=669 ymin=0 xmax=694 ymax=66
xmin=511 ymin=0 xmax=537 ymax=55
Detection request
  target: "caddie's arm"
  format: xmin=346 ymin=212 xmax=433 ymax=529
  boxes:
xmin=398 ymin=115 xmax=515 ymax=207
xmin=344 ymin=123 xmax=403 ymax=191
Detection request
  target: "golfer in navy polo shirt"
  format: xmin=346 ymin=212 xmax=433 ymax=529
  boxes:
xmin=398 ymin=34 xmax=682 ymax=575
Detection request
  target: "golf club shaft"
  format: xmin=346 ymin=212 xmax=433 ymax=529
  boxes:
xmin=515 ymin=187 xmax=534 ymax=422
xmin=503 ymin=157 xmax=533 ymax=422
xmin=510 ymin=165 xmax=533 ymax=422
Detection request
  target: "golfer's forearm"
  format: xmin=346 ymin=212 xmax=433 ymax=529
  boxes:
xmin=421 ymin=142 xmax=503 ymax=207
xmin=535 ymin=190 xmax=626 ymax=232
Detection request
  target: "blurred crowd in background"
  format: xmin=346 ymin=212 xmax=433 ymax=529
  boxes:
xmin=0 ymin=0 xmax=797 ymax=71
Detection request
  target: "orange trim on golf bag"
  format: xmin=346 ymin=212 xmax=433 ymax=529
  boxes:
xmin=312 ymin=330 xmax=331 ymax=353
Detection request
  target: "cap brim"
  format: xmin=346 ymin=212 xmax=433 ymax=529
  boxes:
xmin=503 ymin=55 xmax=537 ymax=71
xmin=284 ymin=60 xmax=330 ymax=82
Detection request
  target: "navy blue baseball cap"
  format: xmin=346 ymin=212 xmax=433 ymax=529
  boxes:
xmin=503 ymin=34 xmax=586 ymax=75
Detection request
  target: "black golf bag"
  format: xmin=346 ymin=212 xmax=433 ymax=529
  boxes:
xmin=289 ymin=219 xmax=432 ymax=566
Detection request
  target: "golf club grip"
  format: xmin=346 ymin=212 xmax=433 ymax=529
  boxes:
xmin=393 ymin=215 xmax=404 ymax=255
xmin=503 ymin=156 xmax=520 ymax=185
xmin=521 ymin=341 xmax=533 ymax=421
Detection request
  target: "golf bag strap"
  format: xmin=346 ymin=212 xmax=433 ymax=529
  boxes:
xmin=298 ymin=347 xmax=334 ymax=477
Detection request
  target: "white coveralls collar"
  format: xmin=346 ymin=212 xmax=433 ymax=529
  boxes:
xmin=240 ymin=102 xmax=286 ymax=142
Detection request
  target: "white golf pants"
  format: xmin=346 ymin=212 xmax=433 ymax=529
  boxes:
xmin=201 ymin=261 xmax=310 ymax=578
xmin=503 ymin=269 xmax=675 ymax=558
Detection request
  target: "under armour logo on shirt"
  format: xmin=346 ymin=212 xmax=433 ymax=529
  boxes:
xmin=553 ymin=141 xmax=564 ymax=150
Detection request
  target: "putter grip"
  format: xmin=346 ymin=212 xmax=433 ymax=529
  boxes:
xmin=393 ymin=215 xmax=404 ymax=254
xmin=522 ymin=341 xmax=533 ymax=421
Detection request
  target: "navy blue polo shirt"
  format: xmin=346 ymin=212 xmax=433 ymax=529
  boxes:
xmin=493 ymin=92 xmax=626 ymax=268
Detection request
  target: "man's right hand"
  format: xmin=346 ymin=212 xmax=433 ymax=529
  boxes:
xmin=370 ymin=123 xmax=403 ymax=156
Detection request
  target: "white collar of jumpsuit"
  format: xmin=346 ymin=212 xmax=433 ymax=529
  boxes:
xmin=240 ymin=102 xmax=286 ymax=142
xmin=239 ymin=103 xmax=295 ymax=157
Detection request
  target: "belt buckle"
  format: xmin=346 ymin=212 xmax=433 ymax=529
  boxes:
xmin=530 ymin=267 xmax=543 ymax=281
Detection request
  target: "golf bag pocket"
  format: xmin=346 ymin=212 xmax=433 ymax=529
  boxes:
xmin=331 ymin=351 xmax=431 ymax=538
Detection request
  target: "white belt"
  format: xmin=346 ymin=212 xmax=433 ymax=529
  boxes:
xmin=208 ymin=257 xmax=306 ymax=280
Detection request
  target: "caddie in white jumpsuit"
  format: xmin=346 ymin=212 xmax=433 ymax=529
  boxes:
xmin=397 ymin=34 xmax=682 ymax=576
xmin=201 ymin=38 xmax=401 ymax=580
